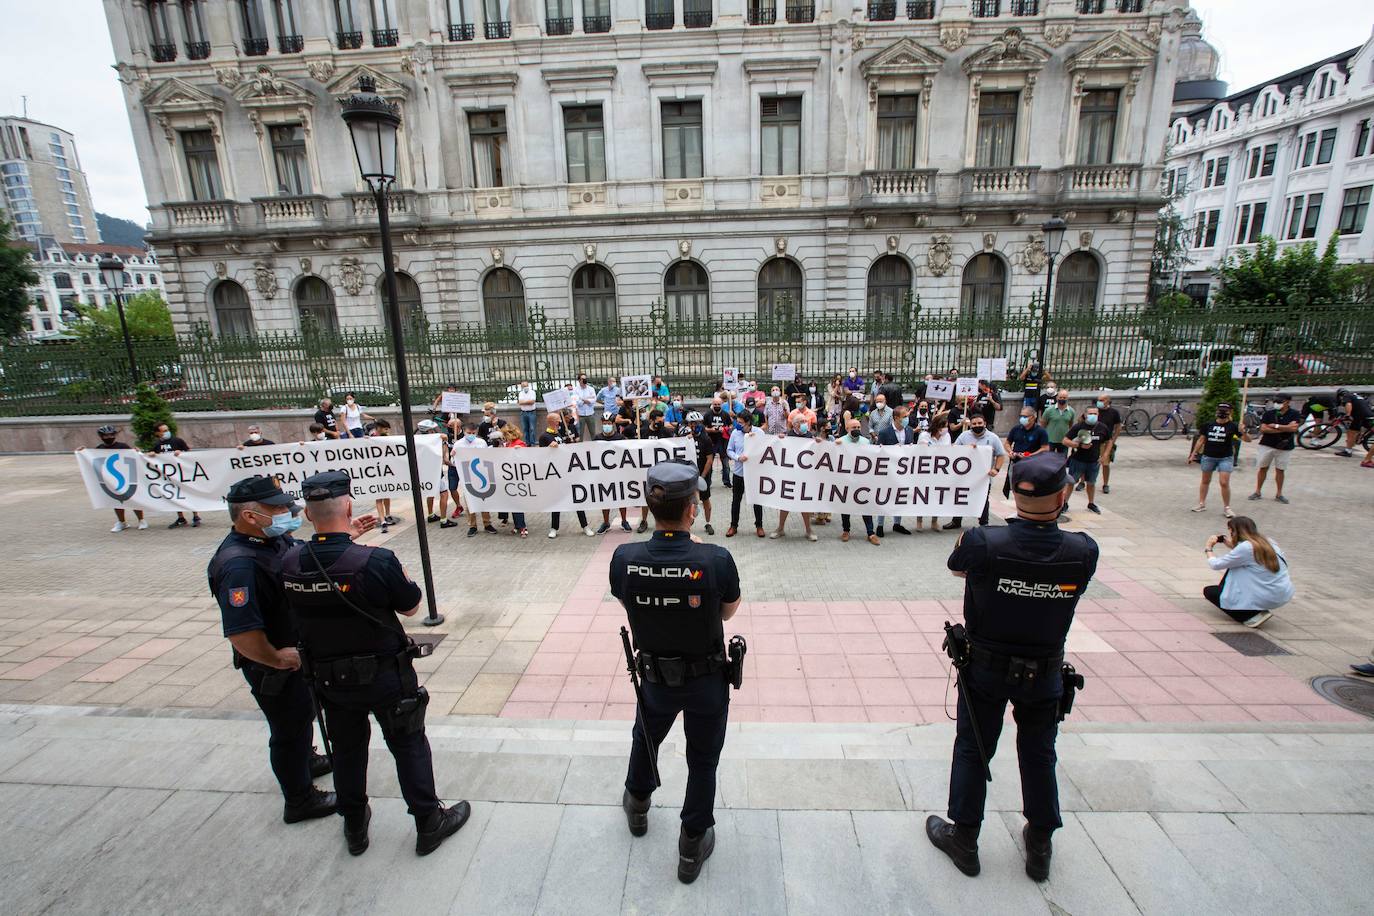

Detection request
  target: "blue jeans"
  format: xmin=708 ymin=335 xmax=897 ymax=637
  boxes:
xmin=626 ymin=671 xmax=730 ymax=834
xmin=1200 ymin=455 xmax=1234 ymax=474
xmin=519 ymin=410 xmax=538 ymax=446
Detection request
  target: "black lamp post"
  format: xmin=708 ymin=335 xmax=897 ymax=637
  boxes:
xmin=341 ymin=76 xmax=443 ymax=627
xmin=1036 ymin=216 xmax=1068 ymax=368
xmin=98 ymin=256 xmax=140 ymax=388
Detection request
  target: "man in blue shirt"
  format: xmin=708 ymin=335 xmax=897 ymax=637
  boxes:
xmin=598 ymin=376 xmax=622 ymax=415
xmin=1004 ymin=407 xmax=1050 ymax=499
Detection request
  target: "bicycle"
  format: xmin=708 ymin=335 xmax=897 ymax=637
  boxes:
xmin=1299 ymin=412 xmax=1374 ymax=451
xmin=1121 ymin=395 xmax=1150 ymax=438
xmin=1240 ymin=401 xmax=1263 ymax=439
xmin=1148 ymin=400 xmax=1193 ymax=440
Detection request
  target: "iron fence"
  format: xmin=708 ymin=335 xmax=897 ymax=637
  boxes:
xmin=3 ymin=298 xmax=1372 ymax=416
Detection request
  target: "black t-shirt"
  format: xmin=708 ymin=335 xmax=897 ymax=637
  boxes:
xmin=242 ymin=437 xmax=275 ymax=447
xmin=477 ymin=416 xmax=499 ymax=441
xmin=705 ymin=408 xmax=730 ymax=440
xmin=313 ymin=409 xmax=338 ymax=433
xmin=1023 ymin=368 xmax=1043 ymax=398
xmin=96 ymin=440 xmax=131 ymax=450
xmin=911 ymin=410 xmax=933 ymax=432
xmin=639 ymin=421 xmax=674 ymax=439
xmin=681 ymin=427 xmax=714 ymax=472
xmin=1064 ymin=421 xmax=1112 ymax=463
xmin=879 ymin=382 xmax=903 ymax=409
xmin=538 ymin=429 xmax=571 ymax=447
xmin=1259 ymin=408 xmax=1302 ymax=450
xmin=1346 ymin=395 xmax=1372 ymax=421
xmin=1199 ymin=420 xmax=1241 ymax=458
xmin=153 ymin=436 xmax=190 ymax=453
xmin=1097 ymin=406 xmax=1122 ymax=435
xmin=973 ymin=388 xmax=1000 ymax=424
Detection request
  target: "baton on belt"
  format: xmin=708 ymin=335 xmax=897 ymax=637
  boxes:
xmin=620 ymin=626 xmax=661 ymax=789
xmin=298 ymin=647 xmax=334 ymax=766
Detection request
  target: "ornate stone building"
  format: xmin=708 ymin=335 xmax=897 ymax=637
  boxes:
xmin=103 ymin=0 xmax=1194 ymax=336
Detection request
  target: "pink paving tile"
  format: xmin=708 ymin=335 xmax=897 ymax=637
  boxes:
xmin=868 ymin=706 xmax=924 ymax=725
xmin=501 ymin=701 xmax=555 ymax=718
xmin=525 ymin=653 xmax=578 ymax=676
xmin=607 ymin=678 xmax=635 ymax=703
xmin=1134 ymin=704 xmax=1203 ymax=723
xmin=569 ymin=653 xmax=620 ymax=676
xmin=1294 ymin=704 xmax=1365 ymax=723
xmin=1075 ymin=681 xmax=1127 ymax=706
xmin=919 ymin=705 xmax=953 ymax=725
xmin=1175 ymin=652 xmax=1239 ymax=677
xmin=847 ymin=654 xmax=901 ymax=678
xmin=801 ymin=655 xmax=852 ymax=679
xmin=1217 ymin=654 xmax=1288 ymax=677
xmin=756 ymin=654 xmax=804 ymax=678
xmin=1120 ymin=652 xmax=1197 ymax=678
xmin=561 ymin=597 xmax=602 ymax=614
xmin=892 ymin=654 xmax=950 ymax=679
xmin=793 ymin=616 xmax=838 ymax=634
xmin=760 ymin=706 xmax=814 ymax=722
xmin=831 ymin=615 xmax=879 ymax=635
xmin=1214 ymin=676 xmax=1317 ymax=706
xmin=755 ymin=678 xmax=810 ymax=706
xmin=548 ymin=615 xmax=594 ymax=633
xmin=812 ymin=706 xmax=869 ymax=723
xmin=1 ymin=656 xmax=68 ymax=680
xmin=579 ymin=632 xmax=621 ymax=653
xmin=1141 ymin=631 xmax=1218 ymax=653
xmin=49 ymin=636 xmax=112 ymax=658
xmin=807 ymin=678 xmax=863 ymax=705
xmin=837 ymin=634 xmax=888 ymax=655
xmin=750 ymin=616 xmax=795 ymax=634
xmin=1100 ymin=632 xmax=1162 ymax=653
xmin=79 ymin=657 xmax=149 ymax=683
xmin=1242 ymin=705 xmax=1308 ymax=722
xmin=938 ymin=600 xmax=964 ymax=615
xmin=905 ymin=678 xmax=952 ymax=705
xmin=591 ymin=615 xmax=627 ymax=632
xmin=559 ymin=676 xmax=613 ymax=703
xmin=795 ymin=634 xmax=835 ymax=655
xmin=902 ymin=600 xmax=946 ymax=615
xmin=1110 ymin=677 xmax=1179 ymax=706
xmin=856 ymin=678 xmax=914 ymax=706
xmin=1079 ymin=706 xmax=1144 ymax=723
xmin=751 ymin=634 xmax=800 ymax=655
xmin=787 ymin=602 xmax=830 ymax=615
xmin=730 ymin=706 xmax=763 ymax=722
xmin=603 ymin=703 xmax=637 ymax=720
xmin=751 ymin=601 xmax=791 ymax=616
xmin=1078 ymin=653 xmax=1144 ymax=677
xmin=124 ymin=638 xmax=182 ymax=660
xmin=871 ymin=614 xmax=918 ymax=633
xmin=551 ymin=701 xmax=605 ymax=720
xmin=1187 ymin=704 xmax=1255 ymax=722
xmin=508 ymin=675 xmax=566 ymax=702
xmin=881 ymin=633 xmax=930 ymax=654
xmin=538 ymin=633 xmax=585 ymax=654
xmin=863 ymin=601 xmax=907 ymax=614
xmin=598 ymin=601 xmax=626 ymax=615
xmin=1153 ymin=676 xmax=1232 ymax=705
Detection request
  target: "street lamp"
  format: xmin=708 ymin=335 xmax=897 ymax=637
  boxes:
xmin=98 ymin=256 xmax=140 ymax=387
xmin=1036 ymin=216 xmax=1068 ymax=369
xmin=341 ymin=76 xmax=444 ymax=627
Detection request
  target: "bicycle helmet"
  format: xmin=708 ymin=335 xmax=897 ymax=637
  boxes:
xmin=96 ymin=424 xmax=117 ymax=435
xmin=417 ymin=419 xmax=439 ymax=432
xmin=686 ymin=411 xmax=703 ymax=423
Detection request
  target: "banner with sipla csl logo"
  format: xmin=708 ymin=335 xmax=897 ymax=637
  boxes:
xmin=73 ymin=435 xmax=444 ymax=512
xmin=450 ymin=438 xmax=698 ymax=513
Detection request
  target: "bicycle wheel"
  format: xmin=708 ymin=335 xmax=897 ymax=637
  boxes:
xmin=1148 ymin=411 xmax=1180 ymax=440
xmin=1242 ymin=412 xmax=1261 ymax=438
xmin=1124 ymin=409 xmax=1150 ymax=437
xmin=1299 ymin=423 xmax=1340 ymax=450
xmin=1362 ymin=426 xmax=1374 ymax=451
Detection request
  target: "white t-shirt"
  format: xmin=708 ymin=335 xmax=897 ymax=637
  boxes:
xmin=342 ymin=402 xmax=364 ymax=427
xmin=918 ymin=430 xmax=951 ymax=447
xmin=517 ymin=387 xmax=537 ymax=411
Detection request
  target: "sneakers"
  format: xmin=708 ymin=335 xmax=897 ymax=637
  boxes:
xmin=467 ymin=527 xmax=478 ymax=538
xmin=704 ymin=523 xmax=715 ymax=536
xmin=622 ymin=789 xmax=650 ymax=837
xmin=867 ymin=534 xmax=881 ymax=546
xmin=1350 ymin=662 xmax=1374 ymax=677
xmin=380 ymin=522 xmax=390 ymax=533
xmin=926 ymin=816 xmax=980 ymax=877
xmin=768 ymin=530 xmax=785 ymax=539
xmin=137 ymin=520 xmax=149 ymax=530
xmin=416 ymin=801 xmax=472 ymax=856
xmin=1224 ymin=507 xmax=1235 ymax=519
xmin=1023 ymin=825 xmax=1053 ymax=882
xmin=1075 ymin=480 xmax=1086 ymax=492
xmin=637 ymin=520 xmax=648 ymax=533
xmin=892 ymin=524 xmax=912 ymax=535
xmin=1243 ymin=611 xmax=1273 ymax=628
xmin=621 ymin=521 xmax=632 ymax=532
xmin=111 ymin=522 xmax=128 ymax=533
xmin=595 ymin=522 xmax=611 ymax=535
xmin=191 ymin=515 xmax=201 ymax=528
xmin=427 ymin=513 xmax=441 ymax=523
xmin=485 ymin=525 xmax=499 ymax=534
xmin=806 ymin=532 xmax=818 ymax=542
xmin=283 ymin=787 xmax=337 ymax=824
xmin=1190 ymin=504 xmax=1207 ymax=513
xmin=677 ymin=825 xmax=715 ymax=884
xmin=385 ymin=515 xmax=400 ymax=525
xmin=1275 ymin=494 xmax=1290 ymax=504
xmin=1101 ymin=484 xmax=1111 ymax=495
xmin=1248 ymin=492 xmax=1263 ymax=501
xmin=1335 ymin=448 xmax=1353 ymax=457
xmin=876 ymin=526 xmax=885 ymax=538
xmin=519 ymin=528 xmax=529 ymax=538
xmin=439 ymin=519 xmax=458 ymax=529
xmin=344 ymin=805 xmax=371 ymax=856
xmin=548 ymin=529 xmax=558 ymax=539
xmin=942 ymin=520 xmax=962 ymax=530
xmin=584 ymin=526 xmax=597 ymax=537
xmin=1087 ymin=503 xmax=1101 ymax=515
xmin=168 ymin=517 xmax=187 ymax=529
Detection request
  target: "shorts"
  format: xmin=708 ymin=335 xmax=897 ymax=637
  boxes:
xmin=1354 ymin=415 xmax=1374 ymax=432
xmin=1256 ymin=445 xmax=1292 ymax=470
xmin=1102 ymin=442 xmax=1118 ymax=463
xmin=1199 ymin=455 xmax=1234 ymax=474
xmin=1067 ymin=458 xmax=1100 ymax=484
xmin=447 ymin=466 xmax=460 ymax=492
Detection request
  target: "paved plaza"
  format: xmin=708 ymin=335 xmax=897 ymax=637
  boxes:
xmin=2 ymin=437 xmax=1373 ymax=913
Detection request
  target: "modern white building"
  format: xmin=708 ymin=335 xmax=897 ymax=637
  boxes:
xmin=102 ymin=0 xmax=1196 ymax=338
xmin=22 ymin=240 xmax=163 ymax=338
xmin=1164 ymin=28 xmax=1374 ymax=301
xmin=1 ymin=117 xmax=101 ymax=245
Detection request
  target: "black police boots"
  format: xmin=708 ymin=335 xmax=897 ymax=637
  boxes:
xmin=344 ymin=804 xmax=371 ymax=856
xmin=1023 ymin=824 xmax=1053 ymax=882
xmin=416 ymin=801 xmax=472 ymax=856
xmin=677 ymin=825 xmax=715 ymax=884
xmin=925 ymin=815 xmax=980 ymax=877
xmin=309 ymin=747 xmax=333 ymax=778
xmin=623 ymin=789 xmax=650 ymax=837
xmin=283 ymin=787 xmax=337 ymax=824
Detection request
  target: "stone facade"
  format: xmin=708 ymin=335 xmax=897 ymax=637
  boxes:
xmin=103 ymin=0 xmax=1191 ymax=336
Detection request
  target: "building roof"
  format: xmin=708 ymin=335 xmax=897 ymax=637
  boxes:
xmin=60 ymin=242 xmax=148 ymax=259
xmin=1183 ymin=45 xmax=1362 ymax=123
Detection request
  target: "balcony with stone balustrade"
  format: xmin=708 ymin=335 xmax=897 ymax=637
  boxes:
xmin=1056 ymin=164 xmax=1144 ymax=203
xmin=857 ymin=170 xmax=938 ymax=207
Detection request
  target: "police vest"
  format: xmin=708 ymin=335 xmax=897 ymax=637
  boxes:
xmin=206 ymin=534 xmax=294 ymax=658
xmin=281 ymin=543 xmax=405 ymax=662
xmin=965 ymin=525 xmax=1094 ymax=657
xmin=620 ymin=544 xmax=725 ymax=659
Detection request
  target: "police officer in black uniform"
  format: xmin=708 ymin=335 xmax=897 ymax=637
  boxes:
xmin=611 ymin=461 xmax=742 ymax=884
xmin=927 ymin=451 xmax=1098 ymax=882
xmin=282 ymin=470 xmax=470 ymax=857
xmin=208 ymin=476 xmax=336 ymax=825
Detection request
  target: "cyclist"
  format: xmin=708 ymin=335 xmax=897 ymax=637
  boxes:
xmin=1334 ymin=388 xmax=1373 ymax=458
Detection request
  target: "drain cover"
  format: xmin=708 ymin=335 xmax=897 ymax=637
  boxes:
xmin=1310 ymin=676 xmax=1374 ymax=720
xmin=1212 ymin=632 xmax=1293 ymax=656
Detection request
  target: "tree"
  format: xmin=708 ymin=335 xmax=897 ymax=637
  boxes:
xmin=130 ymin=383 xmax=174 ymax=450
xmin=1149 ymin=149 xmax=1193 ymax=304
xmin=0 ymin=216 xmax=40 ymax=339
xmin=1210 ymin=234 xmax=1344 ymax=307
xmin=1196 ymin=361 xmax=1241 ymax=435
xmin=72 ymin=291 xmax=174 ymax=340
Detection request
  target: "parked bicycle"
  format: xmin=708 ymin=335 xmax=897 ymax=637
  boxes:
xmin=1240 ymin=401 xmax=1264 ymax=439
xmin=1148 ymin=400 xmax=1194 ymax=440
xmin=1121 ymin=395 xmax=1150 ymax=438
xmin=1299 ymin=412 xmax=1374 ymax=451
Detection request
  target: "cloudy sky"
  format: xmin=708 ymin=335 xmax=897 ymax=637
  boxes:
xmin=1 ymin=1 xmax=1369 ymax=226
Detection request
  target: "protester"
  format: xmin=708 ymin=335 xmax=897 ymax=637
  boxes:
xmin=151 ymin=423 xmax=201 ymax=529
xmin=763 ymin=386 xmax=789 ymax=435
xmin=703 ymin=397 xmax=733 ymax=489
xmin=368 ymin=419 xmax=399 ymax=532
xmin=652 ymin=375 xmax=670 ymax=398
xmin=916 ymin=412 xmax=953 ymax=531
xmin=540 ymin=414 xmax=594 ymax=538
xmin=971 ymin=381 xmax=1002 ymax=429
xmin=1018 ymin=360 xmax=1050 ymax=409
xmin=307 ymin=423 xmax=326 ymax=441
xmin=1003 ymin=407 xmax=1049 ymax=498
xmin=1092 ymin=393 xmax=1123 ymax=495
xmin=662 ymin=394 xmax=686 ymax=430
xmin=770 ymin=412 xmax=817 ymax=541
xmin=1250 ymin=392 xmax=1301 ymax=504
xmin=868 ymin=393 xmax=895 ymax=439
xmin=572 ymin=374 xmax=598 ymax=441
xmin=1189 ymin=403 xmax=1242 ymax=518
xmin=448 ymin=421 xmax=497 ymax=538
xmin=1203 ymin=516 xmax=1293 ymax=628
xmin=911 ymin=399 xmax=933 ymax=434
xmin=683 ymin=411 xmax=717 ymax=536
xmin=1334 ymin=388 xmax=1372 ymax=457
xmin=878 ymin=373 xmax=904 ymax=412
xmin=88 ymin=425 xmax=147 ymax=532
xmin=838 ymin=418 xmax=880 ymax=545
xmin=516 ymin=380 xmax=538 ymax=445
xmin=339 ymin=393 xmax=372 ymax=438
xmin=560 ymin=407 xmax=580 ymax=442
xmin=843 ymin=367 xmax=865 ymax=393
xmin=634 ymin=410 xmax=675 ymax=532
xmin=417 ymin=419 xmax=451 ymax=526
xmin=726 ymin=413 xmax=764 ymax=538
xmin=877 ymin=407 xmax=918 ymax=536
xmin=1060 ymin=406 xmax=1110 ymax=517
xmin=947 ymin=414 xmax=1005 ymax=529
xmin=241 ymin=424 xmax=274 ymax=447
xmin=313 ymin=398 xmax=340 ymax=440
xmin=1041 ymin=391 xmax=1075 ymax=455
xmin=477 ymin=402 xmax=500 ymax=441
xmin=598 ymin=376 xmax=621 ymax=415
xmin=432 ymin=384 xmax=464 ymax=428
xmin=788 ymin=394 xmax=817 ymax=430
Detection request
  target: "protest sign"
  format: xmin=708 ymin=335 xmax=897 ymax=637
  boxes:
xmin=723 ymin=368 xmax=739 ymax=391
xmin=622 ymin=374 xmax=653 ymax=399
xmin=955 ymin=378 xmax=980 ymax=398
xmin=926 ymin=380 xmax=955 ymax=402
xmin=1231 ymin=356 xmax=1268 ymax=379
xmin=976 ymin=358 xmax=1008 ymax=381
xmin=542 ymin=387 xmax=574 ymax=412
xmin=75 ymin=435 xmax=444 ymax=513
xmin=440 ymin=391 xmax=471 ymax=414
xmin=772 ymin=363 xmax=796 ymax=381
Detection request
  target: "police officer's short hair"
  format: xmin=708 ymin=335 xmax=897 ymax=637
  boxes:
xmin=644 ymin=461 xmax=698 ymax=523
xmin=646 ymin=487 xmax=695 ymax=524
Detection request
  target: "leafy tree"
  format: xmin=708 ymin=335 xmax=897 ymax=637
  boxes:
xmin=1337 ymin=262 xmax=1374 ymax=303
xmin=72 ymin=291 xmax=174 ymax=340
xmin=130 ymin=383 xmax=175 ymax=450
xmin=1149 ymin=152 xmax=1193 ymax=304
xmin=1196 ymin=361 xmax=1241 ymax=435
xmin=94 ymin=212 xmax=148 ymax=248
xmin=0 ymin=216 xmax=40 ymax=339
xmin=1210 ymin=234 xmax=1344 ymax=307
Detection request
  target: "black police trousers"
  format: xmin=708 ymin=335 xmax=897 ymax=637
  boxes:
xmin=321 ymin=667 xmax=441 ymax=825
xmin=730 ymin=476 xmax=763 ymax=530
xmin=242 ymin=665 xmax=316 ymax=807
xmin=626 ymin=671 xmax=730 ymax=835
xmin=948 ymin=660 xmax=1064 ymax=832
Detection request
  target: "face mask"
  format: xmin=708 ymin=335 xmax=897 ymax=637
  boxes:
xmin=100 ymin=437 xmax=116 ymax=445
xmin=849 ymin=372 xmax=856 ymax=379
xmin=1086 ymin=414 xmax=1099 ymax=423
xmin=972 ymin=427 xmax=985 ymax=436
xmin=809 ymin=385 xmax=816 ymax=392
xmin=249 ymin=433 xmax=262 ymax=442
xmin=1019 ymin=416 xmax=1031 ymax=427
xmin=895 ymin=418 xmax=906 ymax=429
xmin=464 ymin=434 xmax=476 ymax=442
xmin=849 ymin=431 xmax=860 ymax=440
xmin=1096 ymin=400 xmax=1106 ymax=408
xmin=261 ymin=511 xmax=302 ymax=538
xmin=315 ymin=433 xmax=326 ymax=440
xmin=160 ymin=430 xmax=172 ymax=440
xmin=919 ymin=408 xmax=928 ymax=415
xmin=602 ymin=424 xmax=614 ymax=434
xmin=673 ymin=400 xmax=682 ymax=407
xmin=799 ymin=423 xmax=810 ymax=434
xmin=1057 ymin=399 xmax=1068 ymax=406
xmin=733 ymin=421 xmax=744 ymax=431
xmin=876 ymin=403 xmax=887 ymax=411
xmin=346 ymin=398 xmax=354 ymax=404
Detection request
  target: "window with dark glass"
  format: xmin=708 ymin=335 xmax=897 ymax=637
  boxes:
xmin=546 ymin=0 xmax=573 ymax=34
xmin=665 ymin=261 xmax=709 ymax=322
xmin=785 ymin=0 xmax=812 ymax=21
xmin=469 ymin=111 xmax=507 ymax=188
xmin=1355 ymin=119 xmax=1372 ymax=158
xmin=149 ymin=1 xmax=177 ymax=61
xmin=381 ymin=272 xmax=423 ymax=329
xmin=573 ymin=264 xmax=616 ymax=327
xmin=1076 ymin=89 xmax=1118 ymax=165
xmin=684 ymin=0 xmax=712 ymax=27
xmin=906 ymin=0 xmax=934 ymax=17
xmin=214 ymin=281 xmax=256 ymax=336
xmin=662 ymin=100 xmax=703 ymax=180
xmin=240 ymin=0 xmax=270 ymax=54
xmin=1285 ymin=193 xmax=1322 ymax=240
xmin=181 ymin=130 xmax=222 ymax=201
xmin=761 ymin=96 xmax=801 ymax=176
xmin=758 ymin=257 xmax=802 ymax=323
xmin=270 ymin=124 xmax=310 ymax=195
xmin=975 ymin=92 xmax=1018 ymax=168
xmin=645 ymin=0 xmax=674 ymax=29
xmin=484 ymin=0 xmax=511 ymax=37
xmin=182 ymin=0 xmax=211 ymax=58
xmin=876 ymin=94 xmax=918 ymax=171
xmin=1192 ymin=209 xmax=1220 ymax=248
xmin=53 ymin=273 xmax=73 ymax=289
xmin=960 ymin=254 xmax=1005 ymax=336
xmin=1009 ymin=0 xmax=1038 ymax=14
xmin=867 ymin=0 xmax=897 ymax=20
xmin=1054 ymin=252 xmax=1099 ymax=319
xmin=971 ymin=0 xmax=1000 ymax=16
xmin=482 ymin=268 xmax=526 ymax=327
xmin=866 ymin=255 xmax=911 ymax=324
xmin=335 ymin=0 xmax=363 ymax=46
xmin=1339 ymin=185 xmax=1371 ymax=235
xmin=583 ymin=0 xmax=611 ymax=31
xmin=1234 ymin=202 xmax=1266 ymax=245
xmin=295 ymin=277 xmax=339 ymax=333
xmin=1316 ymin=127 xmax=1337 ymax=165
xmin=748 ymin=0 xmax=776 ymax=25
xmin=274 ymin=0 xmax=302 ymax=51
xmin=446 ymin=0 xmax=475 ymax=38
xmin=564 ymin=105 xmax=606 ymax=183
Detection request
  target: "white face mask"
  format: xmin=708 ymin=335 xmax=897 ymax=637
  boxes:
xmin=249 ymin=433 xmax=261 ymax=442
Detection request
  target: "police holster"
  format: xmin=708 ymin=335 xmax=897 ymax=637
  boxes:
xmin=1058 ymin=664 xmax=1085 ymax=723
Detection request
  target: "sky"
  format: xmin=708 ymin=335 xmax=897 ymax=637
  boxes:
xmin=0 ymin=0 xmax=1369 ymax=228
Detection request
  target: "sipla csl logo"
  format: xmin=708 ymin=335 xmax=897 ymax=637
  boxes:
xmin=463 ymin=457 xmax=496 ymax=499
xmin=96 ymin=453 xmax=139 ymax=502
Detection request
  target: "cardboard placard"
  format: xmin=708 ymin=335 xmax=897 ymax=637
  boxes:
xmin=955 ymin=378 xmax=980 ymax=398
xmin=1231 ymin=355 xmax=1269 ymax=379
xmin=976 ymin=357 xmax=1008 ymax=381
xmin=722 ymin=368 xmax=740 ymax=392
xmin=926 ymin=380 xmax=955 ymax=402
xmin=542 ymin=388 xmax=573 ymax=412
xmin=621 ymin=374 xmax=654 ymax=399
xmin=771 ymin=363 xmax=796 ymax=381
xmin=439 ymin=391 xmax=471 ymax=415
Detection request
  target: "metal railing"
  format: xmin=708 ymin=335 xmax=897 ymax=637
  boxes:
xmin=151 ymin=42 xmax=177 ymax=62
xmin=187 ymin=40 xmax=210 ymax=59
xmin=448 ymin=22 xmax=475 ymax=39
xmin=8 ymin=300 xmax=1372 ymax=416
xmin=278 ymin=34 xmax=304 ymax=53
xmin=583 ymin=14 xmax=611 ymax=31
xmin=337 ymin=30 xmax=364 ymax=48
xmin=485 ymin=20 xmax=512 ymax=38
xmin=785 ymin=3 xmax=813 ymax=21
xmin=748 ymin=5 xmax=777 ymax=24
xmin=372 ymin=28 xmax=399 ymax=46
xmin=1077 ymin=0 xmax=1105 ymax=11
xmin=546 ymin=16 xmax=574 ymax=33
xmin=684 ymin=9 xmax=713 ymax=26
xmin=646 ymin=11 xmax=675 ymax=28
xmin=868 ymin=1 xmax=897 ymax=20
xmin=1009 ymin=0 xmax=1038 ymax=14
xmin=1117 ymin=0 xmax=1143 ymax=10
xmin=907 ymin=0 xmax=934 ymax=18
xmin=243 ymin=36 xmax=270 ymax=55
xmin=971 ymin=0 xmax=999 ymax=16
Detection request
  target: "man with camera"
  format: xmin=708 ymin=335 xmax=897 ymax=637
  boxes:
xmin=282 ymin=470 xmax=470 ymax=858
xmin=611 ymin=461 xmax=743 ymax=884
xmin=928 ymin=451 xmax=1098 ymax=883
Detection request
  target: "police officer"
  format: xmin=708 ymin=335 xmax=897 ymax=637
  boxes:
xmin=610 ymin=461 xmax=741 ymax=884
xmin=927 ymin=451 xmax=1098 ymax=882
xmin=283 ymin=471 xmax=470 ymax=857
xmin=208 ymin=476 xmax=336 ymax=825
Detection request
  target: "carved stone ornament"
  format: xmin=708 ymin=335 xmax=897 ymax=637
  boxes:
xmin=400 ymin=42 xmax=433 ymax=76
xmin=940 ymin=24 xmax=969 ymax=52
xmin=491 ymin=247 xmax=504 ymax=266
xmin=224 ymin=241 xmax=242 ymax=255
xmin=1021 ymin=235 xmax=1047 ymax=274
xmin=254 ymin=262 xmax=278 ymax=299
xmin=306 ymin=60 xmax=336 ymax=83
xmin=928 ymin=235 xmax=953 ymax=277
xmin=863 ymin=215 xmax=878 ymax=229
xmin=299 ymin=257 xmax=312 ymax=273
xmin=338 ymin=256 xmax=365 ymax=295
xmin=1012 ymin=211 xmax=1028 ymax=226
xmin=1043 ymin=23 xmax=1072 ymax=48
xmin=886 ymin=234 xmax=900 ymax=253
xmin=678 ymin=239 xmax=692 ymax=258
xmin=983 ymin=232 xmax=998 ymax=251
xmin=583 ymin=243 xmax=597 ymax=263
xmin=913 ymin=213 xmax=929 ymax=228
xmin=247 ymin=66 xmax=289 ymax=97
xmin=1079 ymin=230 xmax=1094 ymax=249
xmin=1110 ymin=209 xmax=1130 ymax=224
xmin=775 ymin=237 xmax=788 ymax=255
xmin=402 ymin=232 xmax=420 ymax=246
xmin=312 ymin=237 xmax=330 ymax=250
xmin=214 ymin=261 xmax=227 ymax=279
xmin=214 ymin=67 xmax=242 ymax=89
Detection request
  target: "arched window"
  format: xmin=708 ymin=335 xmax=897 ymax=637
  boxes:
xmin=294 ymin=276 xmax=339 ymax=333
xmin=572 ymin=264 xmax=616 ymax=326
xmin=378 ymin=271 xmax=423 ymax=330
xmin=150 ymin=275 xmax=159 ymax=285
xmin=482 ymin=267 xmax=526 ymax=327
xmin=1054 ymin=252 xmax=1100 ymax=320
xmin=960 ymin=254 xmax=1005 ymax=338
xmin=53 ymin=272 xmax=73 ymax=289
xmin=135 ymin=274 xmax=144 ymax=285
xmin=212 ymin=280 xmax=256 ymax=337
xmin=757 ymin=257 xmax=802 ymax=323
xmin=866 ymin=255 xmax=912 ymax=324
xmin=665 ymin=261 xmax=709 ymax=322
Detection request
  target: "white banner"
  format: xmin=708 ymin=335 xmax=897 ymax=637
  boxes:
xmin=742 ymin=435 xmax=992 ymax=516
xmin=955 ymin=378 xmax=980 ymax=398
xmin=75 ymin=435 xmax=444 ymax=513
xmin=451 ymin=439 xmax=698 ymax=513
xmin=976 ymin=357 xmax=1008 ymax=381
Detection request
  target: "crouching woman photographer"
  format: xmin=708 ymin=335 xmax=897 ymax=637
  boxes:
xmin=1202 ymin=516 xmax=1293 ymax=629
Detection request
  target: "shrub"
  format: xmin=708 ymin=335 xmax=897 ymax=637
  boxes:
xmin=130 ymin=382 xmax=175 ymax=450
